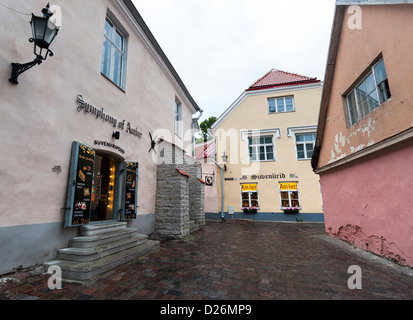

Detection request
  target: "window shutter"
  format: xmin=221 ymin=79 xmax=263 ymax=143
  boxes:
xmin=121 ymin=161 xmax=138 ymax=220
xmin=64 ymin=141 xmax=96 ymax=228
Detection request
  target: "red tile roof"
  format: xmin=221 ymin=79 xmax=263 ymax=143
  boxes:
xmin=176 ymin=168 xmax=190 ymax=178
xmin=247 ymin=69 xmax=320 ymax=91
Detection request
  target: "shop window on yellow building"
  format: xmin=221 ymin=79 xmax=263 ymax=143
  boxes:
xmin=280 ymin=182 xmax=301 ymax=210
xmin=241 ymin=184 xmax=259 ymax=210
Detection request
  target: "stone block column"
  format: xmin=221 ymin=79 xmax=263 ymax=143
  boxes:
xmin=153 ymin=165 xmax=190 ymax=240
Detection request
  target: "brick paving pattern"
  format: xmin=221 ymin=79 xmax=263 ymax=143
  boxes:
xmin=1 ymin=220 xmax=412 ymax=300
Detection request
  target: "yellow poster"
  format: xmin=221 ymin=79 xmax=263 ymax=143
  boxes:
xmin=280 ymin=183 xmax=297 ymax=190
xmin=241 ymin=184 xmax=258 ymax=192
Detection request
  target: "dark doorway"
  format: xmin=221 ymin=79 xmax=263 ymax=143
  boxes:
xmin=90 ymin=153 xmax=117 ymax=222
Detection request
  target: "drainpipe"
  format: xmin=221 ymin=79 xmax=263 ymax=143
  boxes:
xmin=192 ymin=109 xmax=204 ymax=157
xmin=212 ymin=159 xmax=225 ymax=221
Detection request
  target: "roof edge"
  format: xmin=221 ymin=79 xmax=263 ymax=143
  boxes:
xmin=212 ymin=81 xmax=324 ymax=130
xmin=312 ymin=5 xmax=346 ymax=172
xmin=246 ymin=79 xmax=321 ymax=92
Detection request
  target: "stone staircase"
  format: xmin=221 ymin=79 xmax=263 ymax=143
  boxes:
xmin=44 ymin=222 xmax=160 ymax=282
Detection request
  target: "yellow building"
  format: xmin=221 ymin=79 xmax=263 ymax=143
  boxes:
xmin=210 ymin=69 xmax=324 ymax=222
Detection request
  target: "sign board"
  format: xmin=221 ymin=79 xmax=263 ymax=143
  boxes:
xmin=122 ymin=162 xmax=138 ymax=220
xmin=280 ymin=183 xmax=298 ymax=191
xmin=65 ymin=142 xmax=95 ymax=227
xmin=241 ymin=184 xmax=258 ymax=192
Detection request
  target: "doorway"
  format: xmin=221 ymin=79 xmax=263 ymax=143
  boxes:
xmin=90 ymin=153 xmax=118 ymax=222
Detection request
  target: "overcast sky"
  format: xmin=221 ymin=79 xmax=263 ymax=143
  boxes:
xmin=131 ymin=0 xmax=336 ymax=123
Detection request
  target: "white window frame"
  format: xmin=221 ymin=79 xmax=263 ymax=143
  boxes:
xmin=174 ymin=99 xmax=183 ymax=138
xmin=240 ymin=183 xmax=260 ymax=210
xmin=346 ymin=58 xmax=391 ymax=126
xmin=101 ymin=17 xmax=128 ymax=89
xmin=279 ymin=182 xmax=301 ymax=210
xmin=268 ymin=96 xmax=295 ymax=114
xmin=248 ymin=135 xmax=276 ymax=162
xmin=295 ymin=133 xmax=316 ymax=160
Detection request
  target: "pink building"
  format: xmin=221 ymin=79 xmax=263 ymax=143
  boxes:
xmin=312 ymin=1 xmax=413 ymax=267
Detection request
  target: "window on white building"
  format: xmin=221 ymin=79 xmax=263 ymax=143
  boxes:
xmin=248 ymin=136 xmax=275 ymax=162
xmin=241 ymin=184 xmax=259 ymax=209
xmin=268 ymin=96 xmax=295 ymax=113
xmin=175 ymin=100 xmax=183 ymax=138
xmin=295 ymin=133 xmax=316 ymax=160
xmin=102 ymin=17 xmax=127 ymax=89
xmin=280 ymin=182 xmax=301 ymax=209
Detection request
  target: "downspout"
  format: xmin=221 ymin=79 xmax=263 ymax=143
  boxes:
xmin=192 ymin=109 xmax=204 ymax=157
xmin=212 ymin=159 xmax=225 ymax=221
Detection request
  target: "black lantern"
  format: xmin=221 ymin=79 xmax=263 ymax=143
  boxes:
xmin=9 ymin=3 xmax=59 ymax=84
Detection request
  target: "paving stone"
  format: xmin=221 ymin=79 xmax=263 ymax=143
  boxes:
xmin=1 ymin=221 xmax=413 ymax=300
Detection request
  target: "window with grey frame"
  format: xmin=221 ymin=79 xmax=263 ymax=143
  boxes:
xmin=295 ymin=133 xmax=316 ymax=160
xmin=248 ymin=136 xmax=275 ymax=161
xmin=102 ymin=18 xmax=127 ymax=89
xmin=346 ymin=59 xmax=391 ymax=126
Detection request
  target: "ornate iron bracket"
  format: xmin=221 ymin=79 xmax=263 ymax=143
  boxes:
xmin=9 ymin=56 xmax=42 ymax=85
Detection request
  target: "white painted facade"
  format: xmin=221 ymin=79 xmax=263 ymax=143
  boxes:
xmin=0 ymin=0 xmax=201 ymax=274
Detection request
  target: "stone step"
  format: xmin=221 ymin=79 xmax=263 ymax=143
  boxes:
xmin=70 ymin=229 xmax=142 ymax=248
xmin=80 ymin=222 xmax=127 ymax=236
xmin=45 ymin=240 xmax=160 ymax=282
xmin=57 ymin=234 xmax=148 ymax=262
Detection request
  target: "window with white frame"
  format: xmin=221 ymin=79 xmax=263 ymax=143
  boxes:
xmin=241 ymin=184 xmax=259 ymax=209
xmin=346 ymin=58 xmax=391 ymax=126
xmin=295 ymin=133 xmax=316 ymax=160
xmin=174 ymin=100 xmax=183 ymax=138
xmin=268 ymin=96 xmax=295 ymax=113
xmin=280 ymin=182 xmax=300 ymax=209
xmin=248 ymin=136 xmax=275 ymax=161
xmin=102 ymin=18 xmax=127 ymax=89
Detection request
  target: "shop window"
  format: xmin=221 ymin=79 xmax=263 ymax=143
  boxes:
xmin=279 ymin=182 xmax=301 ymax=209
xmin=64 ymin=142 xmax=138 ymax=228
xmin=175 ymin=99 xmax=183 ymax=138
xmin=101 ymin=17 xmax=128 ymax=89
xmin=295 ymin=133 xmax=316 ymax=160
xmin=268 ymin=96 xmax=295 ymax=113
xmin=248 ymin=136 xmax=275 ymax=162
xmin=241 ymin=184 xmax=259 ymax=209
xmin=345 ymin=58 xmax=391 ymax=126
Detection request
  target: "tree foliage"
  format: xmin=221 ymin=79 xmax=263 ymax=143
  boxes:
xmin=199 ymin=116 xmax=217 ymax=142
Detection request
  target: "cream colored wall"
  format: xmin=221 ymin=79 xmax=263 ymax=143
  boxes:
xmin=318 ymin=4 xmax=413 ymax=168
xmin=214 ymin=85 xmax=324 ymax=213
xmin=0 ymin=0 xmax=197 ymax=227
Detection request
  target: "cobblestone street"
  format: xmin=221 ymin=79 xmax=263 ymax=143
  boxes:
xmin=1 ymin=220 xmax=412 ymax=301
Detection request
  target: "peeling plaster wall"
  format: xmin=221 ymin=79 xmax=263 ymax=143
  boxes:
xmin=319 ymin=5 xmax=413 ymax=168
xmin=320 ymin=144 xmax=413 ymax=267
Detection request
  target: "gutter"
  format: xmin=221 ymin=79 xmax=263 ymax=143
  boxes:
xmin=212 ymin=160 xmax=225 ymax=221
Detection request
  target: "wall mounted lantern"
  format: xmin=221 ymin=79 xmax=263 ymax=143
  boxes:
xmin=9 ymin=3 xmax=59 ymax=85
xmin=222 ymin=152 xmax=228 ymax=172
xmin=222 ymin=152 xmax=228 ymax=163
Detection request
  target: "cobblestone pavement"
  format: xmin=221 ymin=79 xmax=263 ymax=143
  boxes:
xmin=1 ymin=220 xmax=413 ymax=301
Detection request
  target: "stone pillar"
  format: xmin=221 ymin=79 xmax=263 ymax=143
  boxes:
xmin=178 ymin=159 xmax=205 ymax=228
xmin=153 ymin=165 xmax=190 ymax=240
